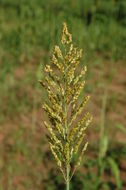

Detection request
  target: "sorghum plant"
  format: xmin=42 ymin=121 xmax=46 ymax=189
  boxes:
xmin=39 ymin=23 xmax=92 ymax=190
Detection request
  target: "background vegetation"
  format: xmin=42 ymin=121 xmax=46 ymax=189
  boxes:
xmin=0 ymin=0 xmax=126 ymax=189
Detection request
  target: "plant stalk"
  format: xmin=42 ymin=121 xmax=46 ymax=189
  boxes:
xmin=64 ymin=61 xmax=70 ymax=190
xmin=98 ymin=88 xmax=108 ymax=180
xmin=66 ymin=164 xmax=70 ymax=190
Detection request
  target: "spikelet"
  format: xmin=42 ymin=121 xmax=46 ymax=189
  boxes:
xmin=45 ymin=65 xmax=53 ymax=73
xmin=69 ymin=112 xmax=90 ymax=143
xmin=44 ymin=121 xmax=62 ymax=148
xmin=50 ymin=143 xmax=62 ymax=167
xmin=69 ymin=96 xmax=90 ymax=127
xmin=73 ymin=65 xmax=87 ymax=85
xmin=70 ymin=142 xmax=88 ymax=180
xmin=43 ymin=103 xmax=62 ymax=123
xmin=76 ymin=142 xmax=88 ymax=167
xmin=52 ymin=54 xmax=64 ymax=74
xmin=40 ymin=22 xmax=92 ymax=181
xmin=44 ymin=65 xmax=60 ymax=85
xmin=70 ymin=81 xmax=85 ymax=105
xmin=54 ymin=45 xmax=63 ymax=59
xmin=61 ymin=22 xmax=72 ymax=45
xmin=73 ymin=133 xmax=86 ymax=154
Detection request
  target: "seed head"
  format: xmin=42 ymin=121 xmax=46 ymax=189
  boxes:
xmin=40 ymin=22 xmax=92 ymax=181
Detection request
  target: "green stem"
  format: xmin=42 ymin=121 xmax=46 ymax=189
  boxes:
xmin=64 ymin=80 xmax=70 ymax=190
xmin=64 ymin=60 xmax=70 ymax=190
xmin=98 ymin=88 xmax=108 ymax=180
xmin=66 ymin=165 xmax=70 ymax=190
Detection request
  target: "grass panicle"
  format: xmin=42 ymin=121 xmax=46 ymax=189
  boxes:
xmin=40 ymin=22 xmax=92 ymax=190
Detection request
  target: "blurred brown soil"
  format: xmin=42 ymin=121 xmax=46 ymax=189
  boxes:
xmin=0 ymin=58 xmax=126 ymax=189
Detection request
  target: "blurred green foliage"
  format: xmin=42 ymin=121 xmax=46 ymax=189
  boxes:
xmin=0 ymin=0 xmax=126 ymax=190
xmin=0 ymin=0 xmax=126 ymax=120
xmin=0 ymin=0 xmax=126 ymax=63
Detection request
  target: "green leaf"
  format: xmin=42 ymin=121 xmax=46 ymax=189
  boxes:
xmin=115 ymin=123 xmax=126 ymax=134
xmin=102 ymin=183 xmax=110 ymax=190
xmin=100 ymin=135 xmax=108 ymax=159
xmin=107 ymin=157 xmax=121 ymax=189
